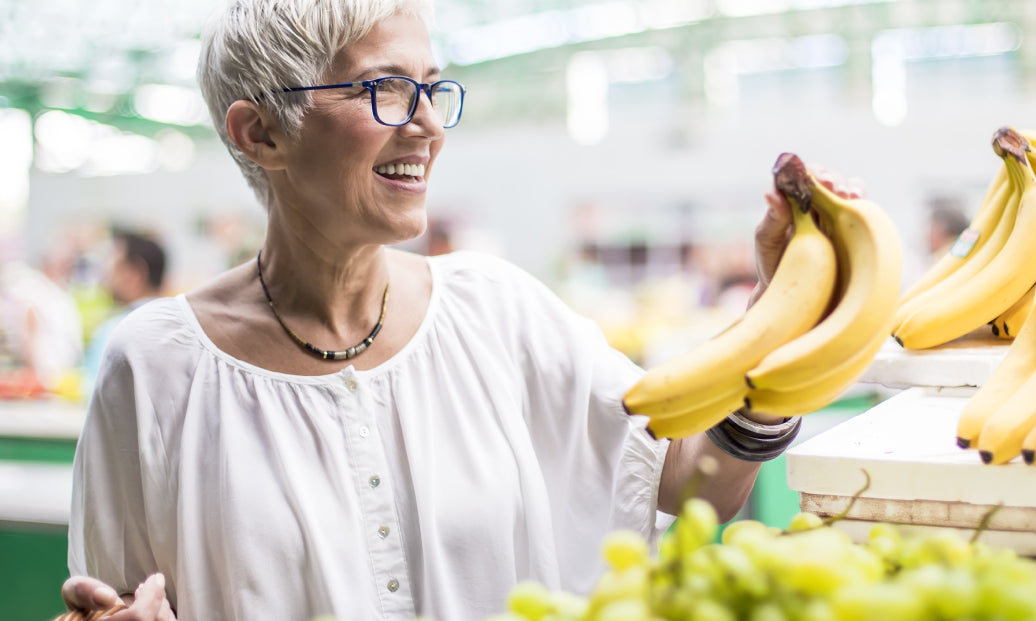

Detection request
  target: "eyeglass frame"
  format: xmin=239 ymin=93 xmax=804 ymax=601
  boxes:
xmin=279 ymin=75 xmax=466 ymax=128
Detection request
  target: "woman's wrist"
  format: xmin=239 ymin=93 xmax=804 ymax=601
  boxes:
xmin=705 ymin=408 xmax=802 ymax=462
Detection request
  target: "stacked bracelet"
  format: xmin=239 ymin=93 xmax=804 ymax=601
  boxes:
xmin=705 ymin=408 xmax=802 ymax=462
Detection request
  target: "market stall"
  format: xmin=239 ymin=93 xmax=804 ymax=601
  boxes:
xmin=0 ymin=398 xmax=84 ymax=621
xmin=787 ymin=331 xmax=1036 ymax=555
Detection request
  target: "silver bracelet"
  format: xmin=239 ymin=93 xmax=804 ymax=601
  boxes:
xmin=705 ymin=408 xmax=802 ymax=462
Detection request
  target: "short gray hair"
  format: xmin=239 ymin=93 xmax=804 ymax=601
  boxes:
xmin=197 ymin=0 xmax=434 ymax=208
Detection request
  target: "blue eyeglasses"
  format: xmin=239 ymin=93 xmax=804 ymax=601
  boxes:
xmin=281 ymin=76 xmax=465 ymax=128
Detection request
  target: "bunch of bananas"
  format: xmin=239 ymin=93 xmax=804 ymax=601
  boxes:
xmin=892 ymin=127 xmax=1036 ymax=349
xmin=956 ymin=294 xmax=1036 ymax=465
xmin=623 ymin=153 xmax=903 ymax=438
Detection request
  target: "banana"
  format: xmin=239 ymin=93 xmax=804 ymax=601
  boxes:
xmin=633 ymin=372 xmax=748 ymax=422
xmin=622 ymin=195 xmax=837 ymax=420
xmin=975 ymin=372 xmax=1036 ymax=464
xmin=990 ymin=282 xmax=1035 ymax=339
xmin=892 ymin=174 xmax=1021 ymax=332
xmin=897 ymin=163 xmax=1010 ymax=306
xmin=745 ymin=155 xmax=902 ymax=392
xmin=743 ymin=330 xmax=890 ymax=418
xmin=1022 ymin=424 xmax=1036 ymax=465
xmin=644 ymin=384 xmax=749 ymax=440
xmin=894 ymin=127 xmax=1036 ymax=349
xmin=956 ymin=282 xmax=1036 ymax=448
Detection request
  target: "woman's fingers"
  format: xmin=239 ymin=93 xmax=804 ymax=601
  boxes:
xmin=754 ymin=191 xmax=794 ymax=285
xmin=61 ymin=576 xmax=124 ymax=612
xmin=107 ymin=574 xmax=175 ymax=621
xmin=809 ymin=164 xmax=866 ymax=199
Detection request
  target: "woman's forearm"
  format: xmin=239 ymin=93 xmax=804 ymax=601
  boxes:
xmin=658 ymin=434 xmax=763 ymax=522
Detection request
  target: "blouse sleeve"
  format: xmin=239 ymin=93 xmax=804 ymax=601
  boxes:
xmin=470 ymin=253 xmax=672 ymax=591
xmin=68 ymin=307 xmax=175 ymax=597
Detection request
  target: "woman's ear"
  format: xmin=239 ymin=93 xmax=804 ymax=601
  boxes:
xmin=225 ymin=100 xmax=287 ymax=170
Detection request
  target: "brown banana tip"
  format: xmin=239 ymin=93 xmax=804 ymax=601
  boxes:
xmin=1023 ymin=449 xmax=1034 ymax=465
xmin=743 ymin=396 xmax=752 ymax=411
xmin=644 ymin=425 xmax=656 ymax=441
xmin=992 ymin=126 xmax=1028 ymax=162
xmin=771 ymin=152 xmax=812 ymax=211
xmin=991 ymin=324 xmax=1000 ymax=337
xmin=893 ymin=335 xmax=904 ymax=347
xmin=744 ymin=375 xmax=755 ymax=390
xmin=621 ymin=401 xmax=633 ymax=416
xmin=956 ymin=437 xmax=971 ymax=449
xmin=979 ymin=450 xmax=994 ymax=464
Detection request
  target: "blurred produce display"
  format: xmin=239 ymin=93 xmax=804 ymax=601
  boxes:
xmin=490 ymin=473 xmax=1036 ymax=621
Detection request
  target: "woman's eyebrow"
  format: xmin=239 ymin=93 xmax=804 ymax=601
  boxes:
xmin=353 ymin=63 xmax=443 ymax=79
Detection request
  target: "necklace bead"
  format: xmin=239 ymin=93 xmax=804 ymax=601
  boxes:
xmin=256 ymin=250 xmax=389 ymax=361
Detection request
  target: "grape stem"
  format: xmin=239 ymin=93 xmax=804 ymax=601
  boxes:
xmin=970 ymin=503 xmax=1003 ymax=545
xmin=822 ymin=468 xmax=871 ymax=526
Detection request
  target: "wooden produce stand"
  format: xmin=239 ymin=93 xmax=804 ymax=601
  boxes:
xmin=785 ymin=330 xmax=1036 ymax=555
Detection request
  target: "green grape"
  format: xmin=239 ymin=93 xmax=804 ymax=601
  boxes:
xmin=710 ymin=543 xmax=769 ymax=600
xmin=682 ymin=544 xmax=727 ymax=597
xmin=689 ymin=598 xmax=737 ymax=621
xmin=746 ymin=601 xmax=788 ymax=621
xmin=676 ymin=498 xmax=719 ymax=556
xmin=786 ymin=511 xmax=824 ymax=532
xmin=760 ymin=528 xmax=873 ymax=597
xmin=507 ymin=580 xmax=555 ymax=621
xmin=844 ymin=540 xmax=886 ymax=582
xmin=898 ymin=564 xmax=978 ymax=619
xmin=975 ymin=565 xmax=1036 ymax=621
xmin=546 ymin=591 xmax=589 ymax=621
xmin=589 ymin=566 xmax=649 ymax=610
xmin=867 ymin=521 xmax=903 ymax=545
xmin=657 ymin=531 xmax=679 ymax=567
xmin=593 ymin=599 xmax=652 ymax=621
xmin=795 ymin=599 xmax=838 ymax=621
xmin=602 ymin=529 xmax=651 ymax=571
xmin=721 ymin=519 xmax=773 ymax=546
xmin=649 ymin=582 xmax=697 ymax=619
xmin=831 ymin=582 xmax=926 ymax=621
xmin=899 ymin=530 xmax=973 ymax=569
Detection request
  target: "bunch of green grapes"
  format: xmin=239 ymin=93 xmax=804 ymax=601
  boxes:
xmin=487 ymin=499 xmax=1036 ymax=621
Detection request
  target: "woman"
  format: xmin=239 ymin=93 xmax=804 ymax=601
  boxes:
xmin=60 ymin=0 xmax=823 ymax=619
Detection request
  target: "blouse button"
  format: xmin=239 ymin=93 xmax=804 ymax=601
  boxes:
xmin=387 ymin=578 xmax=399 ymax=592
xmin=377 ymin=526 xmax=390 ymax=539
xmin=358 ymin=426 xmax=370 ymax=438
xmin=368 ymin=475 xmax=381 ymax=488
xmin=344 ymin=379 xmax=358 ymax=392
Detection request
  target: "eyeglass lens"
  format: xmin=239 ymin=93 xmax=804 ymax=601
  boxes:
xmin=373 ymin=78 xmax=462 ymax=127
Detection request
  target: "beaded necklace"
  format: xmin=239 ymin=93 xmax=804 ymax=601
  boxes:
xmin=256 ymin=250 xmax=389 ymax=361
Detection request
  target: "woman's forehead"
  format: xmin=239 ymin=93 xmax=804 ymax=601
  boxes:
xmin=332 ymin=13 xmax=436 ymax=76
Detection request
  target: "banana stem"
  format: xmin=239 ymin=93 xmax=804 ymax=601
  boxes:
xmin=772 ymin=152 xmax=813 ymax=214
xmin=992 ymin=126 xmax=1030 ymax=164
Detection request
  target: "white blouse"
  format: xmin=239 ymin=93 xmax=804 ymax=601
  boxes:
xmin=68 ymin=250 xmax=671 ymax=621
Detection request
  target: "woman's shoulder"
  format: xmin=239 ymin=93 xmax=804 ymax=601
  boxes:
xmin=104 ymin=295 xmax=201 ymax=367
xmin=430 ymin=249 xmax=542 ymax=291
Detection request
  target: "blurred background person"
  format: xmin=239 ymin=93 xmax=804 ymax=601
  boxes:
xmin=0 ymin=255 xmax=84 ymax=397
xmin=82 ymin=229 xmax=168 ymax=395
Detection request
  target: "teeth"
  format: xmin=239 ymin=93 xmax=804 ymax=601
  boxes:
xmin=375 ymin=163 xmax=426 ymax=177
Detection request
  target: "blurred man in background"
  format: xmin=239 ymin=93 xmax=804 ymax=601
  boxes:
xmin=82 ymin=229 xmax=167 ymax=395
